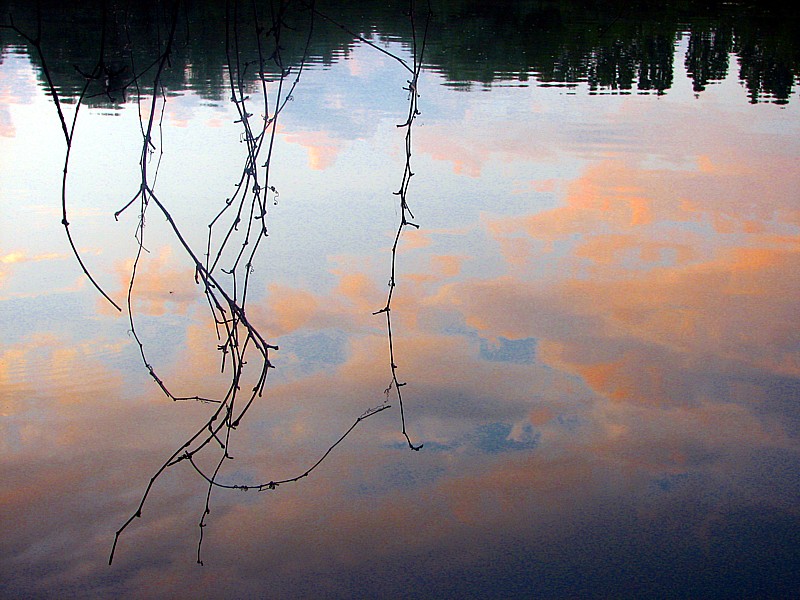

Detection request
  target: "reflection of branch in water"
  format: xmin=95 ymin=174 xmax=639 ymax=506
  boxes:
xmin=373 ymin=0 xmax=430 ymax=451
xmin=312 ymin=6 xmax=415 ymax=75
xmin=3 ymin=9 xmax=122 ymax=312
xmin=105 ymin=1 xmax=298 ymax=564
xmin=6 ymin=0 xmax=430 ymax=566
xmin=183 ymin=403 xmax=392 ymax=492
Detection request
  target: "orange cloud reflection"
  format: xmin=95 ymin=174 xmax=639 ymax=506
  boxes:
xmin=280 ymin=129 xmax=342 ymax=170
xmin=459 ymin=149 xmax=800 ymax=411
xmin=108 ymin=246 xmax=199 ymax=316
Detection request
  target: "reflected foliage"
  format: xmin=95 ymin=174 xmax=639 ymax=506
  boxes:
xmin=1 ymin=0 xmax=798 ymax=104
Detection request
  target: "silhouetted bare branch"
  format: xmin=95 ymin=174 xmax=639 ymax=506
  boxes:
xmin=6 ymin=0 xmax=430 ymax=567
xmin=4 ymin=8 xmax=122 ymax=311
xmin=373 ymin=0 xmax=430 ymax=451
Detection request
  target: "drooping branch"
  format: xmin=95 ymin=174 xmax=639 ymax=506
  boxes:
xmin=3 ymin=8 xmax=122 ymax=311
xmin=6 ymin=0 xmax=430 ymax=567
xmin=373 ymin=0 xmax=430 ymax=451
xmin=183 ymin=403 xmax=392 ymax=492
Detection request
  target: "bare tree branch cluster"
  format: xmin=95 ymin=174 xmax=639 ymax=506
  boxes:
xmin=3 ymin=0 xmax=430 ymax=566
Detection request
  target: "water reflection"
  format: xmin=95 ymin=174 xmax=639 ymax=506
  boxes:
xmin=1 ymin=0 xmax=798 ymax=104
xmin=1 ymin=1 xmax=800 ymax=598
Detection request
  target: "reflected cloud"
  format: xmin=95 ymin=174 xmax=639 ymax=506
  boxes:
xmin=0 ymin=249 xmax=84 ymax=300
xmin=0 ymin=331 xmax=127 ymax=427
xmin=280 ymin=128 xmax=343 ymax=170
xmin=449 ymin=146 xmax=800 ymax=423
xmin=416 ymin=114 xmax=556 ymax=177
xmin=109 ymin=246 xmax=199 ymax=316
xmin=454 ymin=246 xmax=799 ymax=403
xmin=261 ymin=283 xmax=325 ymax=336
xmin=1 ymin=250 xmax=67 ymax=264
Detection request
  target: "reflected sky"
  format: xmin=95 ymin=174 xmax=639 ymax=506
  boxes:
xmin=2 ymin=27 xmax=800 ymax=599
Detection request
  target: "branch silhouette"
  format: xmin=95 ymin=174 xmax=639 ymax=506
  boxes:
xmin=5 ymin=0 xmax=430 ymax=567
xmin=4 ymin=8 xmax=122 ymax=311
xmin=373 ymin=0 xmax=430 ymax=451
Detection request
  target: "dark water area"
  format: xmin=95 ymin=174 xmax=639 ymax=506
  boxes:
xmin=2 ymin=0 xmax=798 ymax=104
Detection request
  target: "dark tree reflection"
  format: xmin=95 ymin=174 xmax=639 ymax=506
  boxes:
xmin=2 ymin=0 xmax=798 ymax=104
xmin=685 ymin=25 xmax=733 ymax=93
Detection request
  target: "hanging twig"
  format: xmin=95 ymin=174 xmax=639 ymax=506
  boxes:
xmin=5 ymin=0 xmax=430 ymax=566
xmin=373 ymin=0 xmax=431 ymax=451
xmin=3 ymin=7 xmax=122 ymax=311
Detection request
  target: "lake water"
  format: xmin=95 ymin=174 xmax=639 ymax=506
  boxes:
xmin=1 ymin=1 xmax=799 ymax=597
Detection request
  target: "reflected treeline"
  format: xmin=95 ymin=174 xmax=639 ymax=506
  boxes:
xmin=1 ymin=0 xmax=798 ymax=104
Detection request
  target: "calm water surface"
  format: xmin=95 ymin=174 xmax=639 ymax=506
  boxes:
xmin=1 ymin=2 xmax=799 ymax=598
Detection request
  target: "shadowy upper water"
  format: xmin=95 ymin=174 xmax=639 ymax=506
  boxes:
xmin=1 ymin=0 xmax=798 ymax=105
